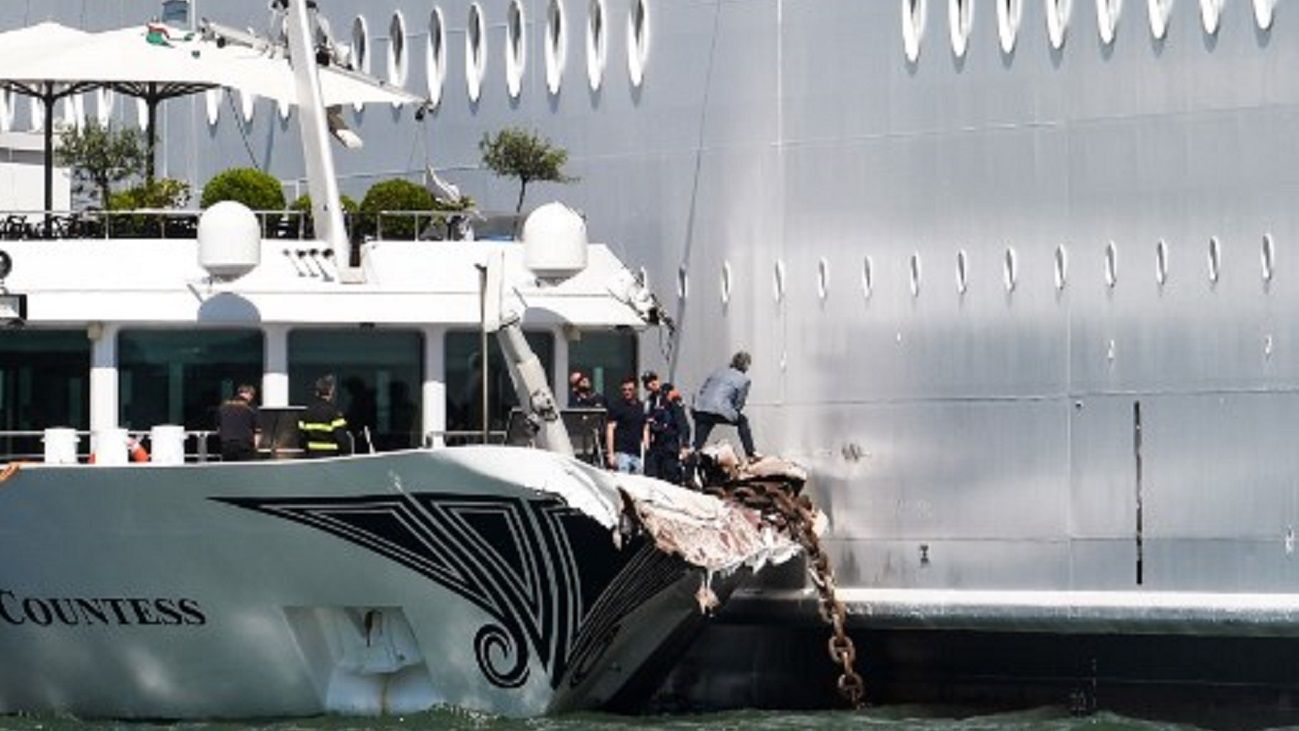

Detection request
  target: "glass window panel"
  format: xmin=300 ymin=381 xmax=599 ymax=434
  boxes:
xmin=118 ymin=329 xmax=263 ymax=431
xmin=288 ymin=329 xmax=423 ymax=451
xmin=0 ymin=330 xmax=89 ymax=459
xmin=568 ymin=329 xmax=637 ymax=403
xmin=445 ymin=330 xmax=555 ymax=441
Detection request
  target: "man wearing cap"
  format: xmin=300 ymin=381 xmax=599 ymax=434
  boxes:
xmin=645 ymin=381 xmax=691 ymax=483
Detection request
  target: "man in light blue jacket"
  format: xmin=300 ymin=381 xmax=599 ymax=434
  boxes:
xmin=690 ymin=351 xmax=758 ymax=460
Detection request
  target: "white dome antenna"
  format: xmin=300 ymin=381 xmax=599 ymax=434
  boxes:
xmin=522 ymin=202 xmax=588 ymax=282
xmin=198 ymin=201 xmax=262 ymax=281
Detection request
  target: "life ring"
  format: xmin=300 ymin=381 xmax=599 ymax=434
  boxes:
xmin=129 ymin=440 xmax=150 ymax=463
xmin=0 ymin=462 xmax=20 ymax=483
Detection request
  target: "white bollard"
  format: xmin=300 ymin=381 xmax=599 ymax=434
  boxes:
xmin=42 ymin=428 xmax=79 ymax=464
xmin=149 ymin=425 xmax=186 ymax=465
xmin=91 ymin=428 xmax=130 ymax=465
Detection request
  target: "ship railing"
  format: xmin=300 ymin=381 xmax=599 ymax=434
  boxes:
xmin=0 ymin=209 xmax=515 ymax=243
xmin=0 ymin=428 xmax=225 ymax=464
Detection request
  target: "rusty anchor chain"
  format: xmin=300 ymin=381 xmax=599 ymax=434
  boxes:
xmin=708 ymin=480 xmax=866 ymax=709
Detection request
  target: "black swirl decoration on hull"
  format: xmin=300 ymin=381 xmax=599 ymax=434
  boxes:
xmin=214 ymin=492 xmax=685 ymax=690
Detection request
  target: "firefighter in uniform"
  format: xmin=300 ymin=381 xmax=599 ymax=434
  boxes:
xmin=298 ymin=375 xmax=353 ymax=457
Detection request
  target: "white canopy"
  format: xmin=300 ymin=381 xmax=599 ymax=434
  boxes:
xmin=0 ymin=23 xmax=422 ymax=108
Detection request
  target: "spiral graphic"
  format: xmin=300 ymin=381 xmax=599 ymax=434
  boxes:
xmin=474 ymin=623 xmax=530 ymax=688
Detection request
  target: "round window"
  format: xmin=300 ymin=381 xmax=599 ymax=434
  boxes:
xmin=861 ymin=255 xmax=874 ymax=299
xmin=351 ymin=16 xmax=370 ymax=112
xmin=949 ymin=0 xmax=973 ymax=58
xmin=1262 ymin=233 xmax=1275 ymax=283
xmin=956 ymin=249 xmax=969 ymax=294
xmin=628 ymin=0 xmax=651 ymax=87
xmin=466 ymin=3 xmax=487 ymax=103
xmin=1097 ymin=0 xmax=1122 ymax=44
xmin=506 ymin=1 xmax=527 ymax=99
xmin=1047 ymin=0 xmax=1073 ymax=49
xmin=388 ymin=11 xmax=408 ymax=88
xmin=426 ymin=8 xmax=447 ymax=107
xmin=587 ymin=0 xmax=608 ymax=92
xmin=545 ymin=0 xmax=567 ymax=95
xmin=998 ymin=0 xmax=1023 ymax=53
xmin=902 ymin=0 xmax=928 ymax=63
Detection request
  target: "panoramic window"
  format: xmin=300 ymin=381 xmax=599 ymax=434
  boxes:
xmin=545 ymin=0 xmax=567 ymax=94
xmin=506 ymin=0 xmax=527 ymax=99
xmin=118 ymin=330 xmax=263 ymax=431
xmin=903 ymin=0 xmax=927 ymax=63
xmin=998 ymin=0 xmax=1022 ymax=53
xmin=1148 ymin=0 xmax=1173 ymax=39
xmin=445 ymin=331 xmax=555 ymax=440
xmin=1047 ymin=0 xmax=1072 ymax=49
xmin=627 ymin=0 xmax=650 ymax=87
xmin=288 ymin=329 xmax=424 ymax=452
xmin=949 ymin=0 xmax=973 ymax=58
xmin=587 ymin=0 xmax=608 ymax=91
xmin=426 ymin=8 xmax=447 ymax=107
xmin=0 ymin=330 xmax=90 ymax=461
xmin=1097 ymin=0 xmax=1122 ymax=44
xmin=387 ymin=10 xmax=408 ymax=88
xmin=467 ymin=3 xmax=487 ymax=102
xmin=569 ymin=330 xmax=638 ymax=406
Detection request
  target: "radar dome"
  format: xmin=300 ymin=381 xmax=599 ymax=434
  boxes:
xmin=522 ymin=202 xmax=588 ymax=280
xmin=198 ymin=201 xmax=261 ymax=280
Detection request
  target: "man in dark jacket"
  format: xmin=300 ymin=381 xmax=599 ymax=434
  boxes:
xmin=299 ymin=375 xmax=352 ymax=458
xmin=645 ymin=382 xmax=691 ymax=484
xmin=691 ymin=351 xmax=758 ymax=460
xmin=217 ymin=384 xmax=259 ymax=462
xmin=605 ymin=376 xmax=647 ymax=473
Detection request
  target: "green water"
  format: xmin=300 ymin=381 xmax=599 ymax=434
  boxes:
xmin=0 ymin=707 xmax=1236 ymax=731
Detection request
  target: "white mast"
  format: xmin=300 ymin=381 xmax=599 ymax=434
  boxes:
xmin=284 ymin=0 xmax=361 ymax=283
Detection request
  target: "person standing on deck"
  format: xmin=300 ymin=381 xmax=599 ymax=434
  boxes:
xmin=605 ymin=376 xmax=648 ymax=473
xmin=217 ymin=384 xmax=259 ymax=462
xmin=299 ymin=375 xmax=352 ymax=458
xmin=569 ymin=370 xmax=607 ymax=408
xmin=691 ymin=351 xmax=759 ymax=460
xmin=645 ymin=382 xmax=691 ymax=483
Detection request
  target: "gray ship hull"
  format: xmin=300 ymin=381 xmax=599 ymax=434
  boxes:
xmin=0 ymin=448 xmax=726 ymax=719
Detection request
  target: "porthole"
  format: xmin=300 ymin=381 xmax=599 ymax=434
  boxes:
xmin=627 ymin=0 xmax=650 ymax=87
xmin=1105 ymin=241 xmax=1118 ymax=288
xmin=773 ymin=260 xmax=787 ymax=302
xmin=1155 ymin=239 xmax=1169 ymax=286
xmin=861 ymin=256 xmax=874 ymax=299
xmin=1047 ymin=0 xmax=1073 ymax=49
xmin=1262 ymin=233 xmax=1275 ymax=283
xmin=998 ymin=0 xmax=1023 ymax=53
xmin=1200 ymin=0 xmax=1224 ymax=34
xmin=949 ymin=0 xmax=974 ymax=58
xmin=1003 ymin=246 xmax=1018 ymax=292
xmin=426 ymin=8 xmax=447 ymax=107
xmin=1054 ymin=244 xmax=1068 ymax=290
xmin=1207 ymin=236 xmax=1221 ymax=284
xmin=1148 ymin=0 xmax=1174 ymax=39
xmin=1097 ymin=0 xmax=1122 ymax=44
xmin=955 ymin=249 xmax=969 ymax=295
xmin=95 ymin=88 xmax=114 ymax=126
xmin=466 ymin=3 xmax=487 ymax=103
xmin=676 ymin=264 xmax=688 ymax=299
xmin=817 ymin=257 xmax=830 ymax=300
xmin=909 ymin=252 xmax=923 ymax=297
xmin=902 ymin=0 xmax=928 ymax=63
xmin=545 ymin=0 xmax=567 ymax=95
xmin=239 ymin=90 xmax=255 ymax=123
xmin=720 ymin=261 xmax=732 ymax=305
xmin=1254 ymin=0 xmax=1276 ymax=30
xmin=351 ymin=16 xmax=370 ymax=111
xmin=587 ymin=0 xmax=608 ymax=92
xmin=388 ymin=11 xmax=408 ymax=88
xmin=506 ymin=1 xmax=527 ymax=99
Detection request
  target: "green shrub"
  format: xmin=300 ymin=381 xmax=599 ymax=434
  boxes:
xmin=359 ymin=179 xmax=435 ymax=240
xmin=288 ymin=193 xmax=359 ymax=239
xmin=200 ymin=168 xmax=286 ymax=211
xmin=105 ymin=178 xmax=193 ymax=237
